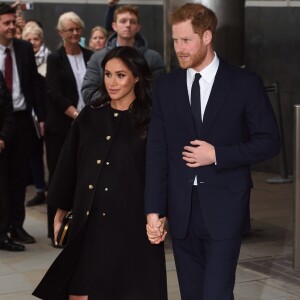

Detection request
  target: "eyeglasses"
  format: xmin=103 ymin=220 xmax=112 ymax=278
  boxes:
xmin=63 ymin=27 xmax=82 ymax=34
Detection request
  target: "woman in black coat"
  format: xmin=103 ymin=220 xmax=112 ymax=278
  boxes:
xmin=0 ymin=71 xmax=24 ymax=251
xmin=33 ymin=46 xmax=167 ymax=300
xmin=45 ymin=11 xmax=93 ymax=245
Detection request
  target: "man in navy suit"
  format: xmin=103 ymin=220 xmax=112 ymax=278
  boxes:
xmin=145 ymin=3 xmax=281 ymax=300
xmin=0 ymin=3 xmax=44 ymax=246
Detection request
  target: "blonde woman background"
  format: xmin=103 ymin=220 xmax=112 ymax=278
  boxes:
xmin=89 ymin=26 xmax=107 ymax=51
xmin=44 ymin=11 xmax=93 ymax=247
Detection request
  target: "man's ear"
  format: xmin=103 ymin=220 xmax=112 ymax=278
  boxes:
xmin=202 ymin=30 xmax=212 ymax=45
xmin=112 ymin=22 xmax=117 ymax=32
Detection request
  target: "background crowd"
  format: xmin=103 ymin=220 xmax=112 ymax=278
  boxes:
xmin=0 ymin=0 xmax=165 ymax=252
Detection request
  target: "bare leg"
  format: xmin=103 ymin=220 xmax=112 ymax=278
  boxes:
xmin=69 ymin=296 xmax=88 ymax=300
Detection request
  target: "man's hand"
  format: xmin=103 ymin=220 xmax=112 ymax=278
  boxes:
xmin=146 ymin=213 xmax=167 ymax=244
xmin=0 ymin=139 xmax=5 ymax=154
xmin=182 ymin=140 xmax=216 ymax=167
xmin=108 ymin=0 xmax=119 ymax=6
xmin=39 ymin=122 xmax=45 ymax=137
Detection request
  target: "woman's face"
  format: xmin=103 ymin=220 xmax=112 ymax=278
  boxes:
xmin=90 ymin=30 xmax=106 ymax=51
xmin=24 ymin=32 xmax=42 ymax=53
xmin=104 ymin=58 xmax=138 ymax=107
xmin=60 ymin=20 xmax=82 ymax=46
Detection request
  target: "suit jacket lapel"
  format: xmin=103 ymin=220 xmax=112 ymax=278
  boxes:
xmin=202 ymin=60 xmax=233 ymax=139
xmin=59 ymin=47 xmax=77 ymax=91
xmin=173 ymin=69 xmax=197 ymax=139
xmin=13 ymin=39 xmax=23 ymax=85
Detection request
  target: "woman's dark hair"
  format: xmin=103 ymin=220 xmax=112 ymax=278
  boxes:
xmin=93 ymin=46 xmax=153 ymax=139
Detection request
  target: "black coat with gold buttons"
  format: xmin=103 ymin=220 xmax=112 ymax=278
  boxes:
xmin=33 ymin=102 xmax=167 ymax=300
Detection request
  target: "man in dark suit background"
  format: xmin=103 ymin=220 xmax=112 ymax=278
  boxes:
xmin=0 ymin=70 xmax=25 ymax=251
xmin=145 ymin=3 xmax=281 ymax=300
xmin=0 ymin=3 xmax=44 ymax=246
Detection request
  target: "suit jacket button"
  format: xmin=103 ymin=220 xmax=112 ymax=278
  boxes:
xmin=105 ymin=187 xmax=108 ymax=191
xmin=102 ymin=213 xmax=106 ymax=216
xmin=89 ymin=185 xmax=93 ymax=189
xmin=106 ymin=136 xmax=111 ymax=140
xmin=96 ymin=160 xmax=102 ymax=164
xmin=86 ymin=211 xmax=90 ymax=216
xmin=113 ymin=113 xmax=119 ymax=117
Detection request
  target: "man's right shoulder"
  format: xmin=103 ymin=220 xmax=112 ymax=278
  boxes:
xmin=157 ymin=67 xmax=184 ymax=82
xmin=89 ymin=48 xmax=109 ymax=64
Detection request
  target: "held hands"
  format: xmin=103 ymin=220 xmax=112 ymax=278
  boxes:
xmin=182 ymin=140 xmax=216 ymax=167
xmin=146 ymin=213 xmax=167 ymax=244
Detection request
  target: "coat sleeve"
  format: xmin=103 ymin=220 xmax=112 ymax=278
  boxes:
xmin=46 ymin=118 xmax=80 ymax=210
xmin=27 ymin=42 xmax=45 ymax=122
xmin=81 ymin=51 xmax=104 ymax=104
xmin=215 ymin=75 xmax=281 ymax=169
xmin=0 ymin=72 xmax=14 ymax=143
xmin=144 ymin=49 xmax=166 ymax=81
xmin=46 ymin=53 xmax=76 ymax=113
xmin=144 ymin=78 xmax=168 ymax=216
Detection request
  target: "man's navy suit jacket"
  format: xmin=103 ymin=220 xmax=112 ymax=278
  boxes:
xmin=145 ymin=59 xmax=281 ymax=240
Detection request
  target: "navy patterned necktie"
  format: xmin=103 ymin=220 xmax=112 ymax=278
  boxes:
xmin=191 ymin=73 xmax=202 ymax=137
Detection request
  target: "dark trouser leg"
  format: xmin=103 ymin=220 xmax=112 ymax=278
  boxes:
xmin=8 ymin=112 xmax=34 ymax=227
xmin=45 ymin=130 xmax=65 ymax=239
xmin=0 ymin=153 xmax=10 ymax=235
xmin=171 ymin=187 xmax=241 ymax=300
xmin=30 ymin=136 xmax=45 ymax=192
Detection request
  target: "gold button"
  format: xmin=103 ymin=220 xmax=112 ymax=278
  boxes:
xmin=89 ymin=185 xmax=93 ymax=189
xmin=114 ymin=113 xmax=119 ymax=117
xmin=96 ymin=160 xmax=102 ymax=164
xmin=106 ymin=162 xmax=110 ymax=165
xmin=102 ymin=213 xmax=106 ymax=216
xmin=106 ymin=136 xmax=111 ymax=140
xmin=105 ymin=188 xmax=108 ymax=191
xmin=86 ymin=211 xmax=90 ymax=216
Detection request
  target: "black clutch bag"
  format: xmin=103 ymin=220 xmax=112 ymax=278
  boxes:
xmin=56 ymin=211 xmax=73 ymax=247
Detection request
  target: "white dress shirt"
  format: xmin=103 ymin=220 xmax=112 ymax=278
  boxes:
xmin=67 ymin=52 xmax=86 ymax=112
xmin=186 ymin=53 xmax=219 ymax=185
xmin=186 ymin=52 xmax=219 ymax=121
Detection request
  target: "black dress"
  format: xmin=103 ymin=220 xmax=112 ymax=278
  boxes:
xmin=33 ymin=104 xmax=167 ymax=300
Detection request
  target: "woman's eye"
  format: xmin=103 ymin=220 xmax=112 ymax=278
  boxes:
xmin=104 ymin=72 xmax=111 ymax=77
xmin=117 ymin=73 xmax=125 ymax=78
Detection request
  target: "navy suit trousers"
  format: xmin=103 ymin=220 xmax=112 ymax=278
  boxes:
xmin=171 ymin=187 xmax=242 ymax=300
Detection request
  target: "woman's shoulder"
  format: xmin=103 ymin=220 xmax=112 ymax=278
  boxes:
xmin=48 ymin=46 xmax=65 ymax=59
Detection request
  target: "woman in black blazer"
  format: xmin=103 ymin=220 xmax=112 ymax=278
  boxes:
xmin=45 ymin=12 xmax=93 ymax=246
